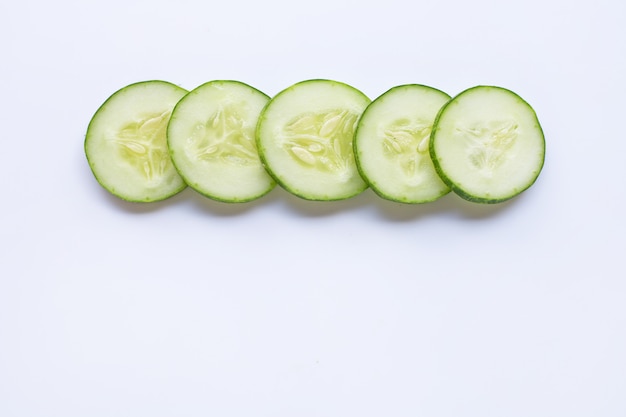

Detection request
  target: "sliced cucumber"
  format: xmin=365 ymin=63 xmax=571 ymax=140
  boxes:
xmin=354 ymin=84 xmax=451 ymax=203
xmin=430 ymin=86 xmax=545 ymax=203
xmin=85 ymin=80 xmax=188 ymax=202
xmin=167 ymin=80 xmax=275 ymax=203
xmin=256 ymin=79 xmax=370 ymax=201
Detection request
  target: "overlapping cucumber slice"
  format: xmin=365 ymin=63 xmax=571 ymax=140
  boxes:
xmin=354 ymin=84 xmax=451 ymax=203
xmin=85 ymin=80 xmax=188 ymax=202
xmin=167 ymin=80 xmax=275 ymax=202
xmin=256 ymin=79 xmax=371 ymax=201
xmin=429 ymin=86 xmax=545 ymax=203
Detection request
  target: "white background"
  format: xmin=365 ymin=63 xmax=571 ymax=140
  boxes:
xmin=1 ymin=0 xmax=625 ymax=416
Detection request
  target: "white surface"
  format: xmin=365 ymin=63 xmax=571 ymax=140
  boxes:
xmin=1 ymin=0 xmax=625 ymax=416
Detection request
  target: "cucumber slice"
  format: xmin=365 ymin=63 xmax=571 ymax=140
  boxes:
xmin=85 ymin=80 xmax=188 ymax=202
xmin=256 ymin=79 xmax=370 ymax=201
xmin=167 ymin=80 xmax=275 ymax=203
xmin=430 ymin=86 xmax=545 ymax=204
xmin=354 ymin=84 xmax=451 ymax=203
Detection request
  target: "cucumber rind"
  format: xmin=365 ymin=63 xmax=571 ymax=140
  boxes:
xmin=354 ymin=84 xmax=452 ymax=204
xmin=85 ymin=80 xmax=188 ymax=203
xmin=167 ymin=80 xmax=276 ymax=203
xmin=256 ymin=79 xmax=371 ymax=201
xmin=429 ymin=85 xmax=545 ymax=204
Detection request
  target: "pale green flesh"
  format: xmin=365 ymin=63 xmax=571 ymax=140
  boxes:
xmin=431 ymin=86 xmax=545 ymax=203
xmin=167 ymin=80 xmax=275 ymax=202
xmin=256 ymin=80 xmax=370 ymax=201
xmin=85 ymin=81 xmax=188 ymax=202
xmin=355 ymin=84 xmax=451 ymax=203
